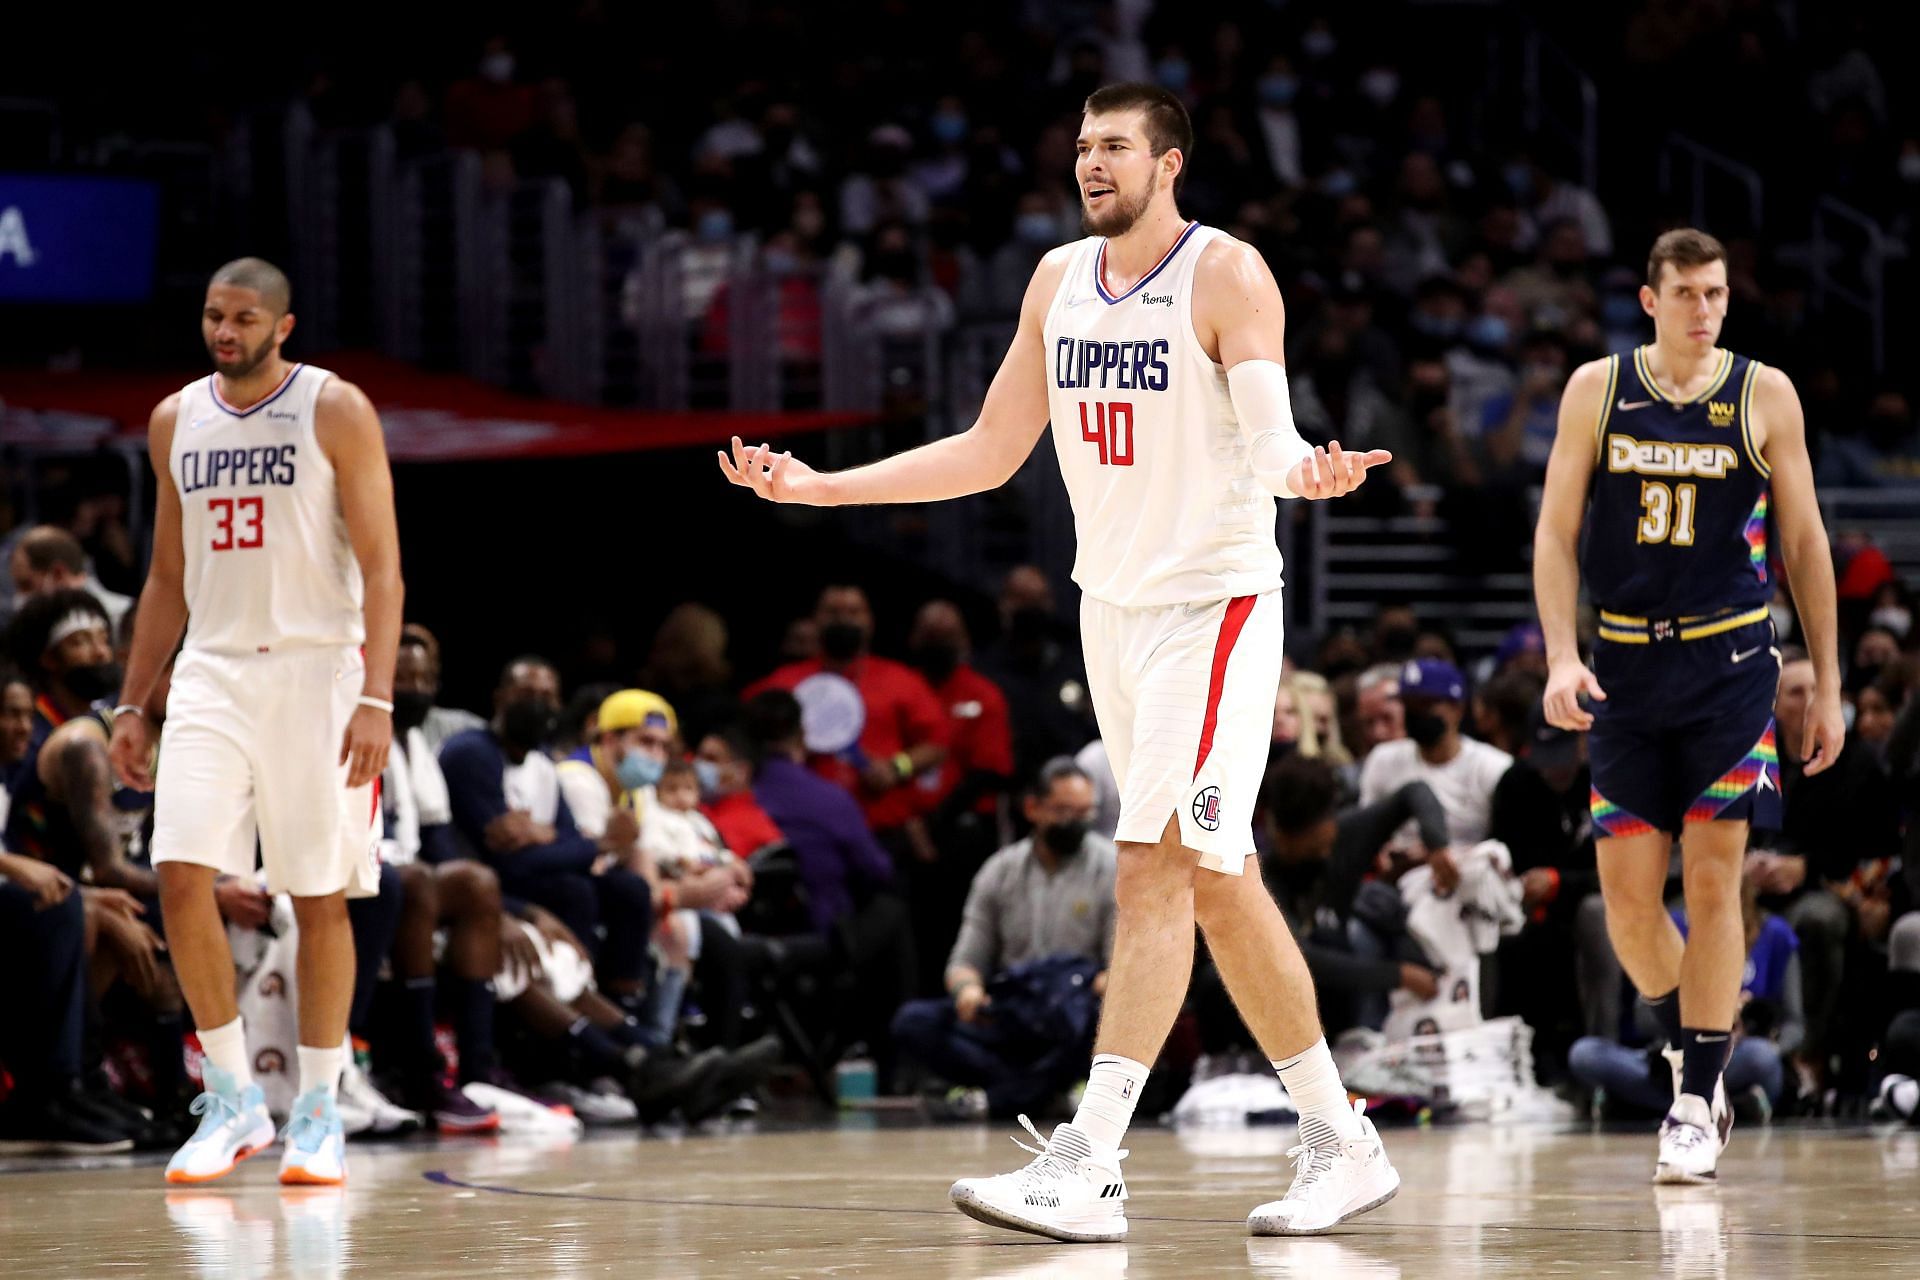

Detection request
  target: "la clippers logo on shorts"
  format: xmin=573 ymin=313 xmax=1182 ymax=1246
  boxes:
xmin=1193 ymin=786 xmax=1223 ymax=832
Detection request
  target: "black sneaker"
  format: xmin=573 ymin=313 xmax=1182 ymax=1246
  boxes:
xmin=0 ymin=1095 xmax=136 ymax=1155
xmin=625 ymin=1046 xmax=728 ymax=1113
xmin=66 ymin=1089 xmax=156 ymax=1147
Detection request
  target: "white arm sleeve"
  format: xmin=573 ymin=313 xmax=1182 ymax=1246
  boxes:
xmin=1228 ymin=359 xmax=1315 ymax=499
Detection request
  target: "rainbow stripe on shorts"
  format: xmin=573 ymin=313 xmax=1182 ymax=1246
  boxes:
xmin=1684 ymin=720 xmax=1778 ymax=825
xmin=1591 ymin=787 xmax=1657 ymax=838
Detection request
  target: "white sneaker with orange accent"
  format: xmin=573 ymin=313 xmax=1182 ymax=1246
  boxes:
xmin=165 ymin=1067 xmax=277 ymax=1185
xmin=278 ymin=1089 xmax=347 ymax=1186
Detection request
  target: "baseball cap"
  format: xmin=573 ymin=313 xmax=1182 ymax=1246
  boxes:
xmin=597 ymin=689 xmax=678 ymax=737
xmin=1399 ymin=658 xmax=1465 ymax=703
xmin=1525 ymin=703 xmax=1581 ymax=770
xmin=1495 ymin=621 xmax=1545 ymax=668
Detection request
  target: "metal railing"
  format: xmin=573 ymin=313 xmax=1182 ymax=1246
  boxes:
xmin=1822 ymin=487 xmax=1920 ymax=584
xmin=1811 ymin=197 xmax=1889 ymax=373
xmin=1659 ymin=135 xmax=1764 ymax=235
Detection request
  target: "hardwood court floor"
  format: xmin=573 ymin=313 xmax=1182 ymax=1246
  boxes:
xmin=2 ymin=1118 xmax=1916 ymax=1278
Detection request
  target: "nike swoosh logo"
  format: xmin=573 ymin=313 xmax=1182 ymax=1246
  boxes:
xmin=1730 ymin=646 xmax=1762 ymax=663
xmin=1617 ymin=398 xmax=1654 ymax=411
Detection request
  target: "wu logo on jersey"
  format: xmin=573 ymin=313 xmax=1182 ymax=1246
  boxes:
xmin=1193 ymin=786 xmax=1223 ymax=832
xmin=1708 ymin=401 xmax=1736 ymax=428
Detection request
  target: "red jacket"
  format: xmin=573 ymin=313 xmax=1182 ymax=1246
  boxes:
xmin=744 ymin=655 xmax=950 ymax=832
xmin=923 ymin=664 xmax=1014 ymax=815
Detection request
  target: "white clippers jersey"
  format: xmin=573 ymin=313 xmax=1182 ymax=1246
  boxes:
xmin=170 ymin=363 xmax=366 ymax=655
xmin=1042 ymin=222 xmax=1283 ymax=608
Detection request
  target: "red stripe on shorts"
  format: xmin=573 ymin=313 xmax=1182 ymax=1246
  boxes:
xmin=1193 ymin=595 xmax=1258 ymax=779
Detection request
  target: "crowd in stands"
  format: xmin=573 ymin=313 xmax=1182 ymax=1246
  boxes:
xmin=1 ymin=508 xmax=1916 ymax=1151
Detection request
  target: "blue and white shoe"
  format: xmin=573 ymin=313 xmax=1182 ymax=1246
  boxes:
xmin=278 ymin=1089 xmax=347 ymax=1186
xmin=166 ymin=1066 xmax=277 ymax=1185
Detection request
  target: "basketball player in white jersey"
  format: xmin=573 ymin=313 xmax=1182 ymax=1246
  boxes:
xmin=720 ymin=84 xmax=1398 ymax=1241
xmin=109 ymin=258 xmax=404 ymax=1186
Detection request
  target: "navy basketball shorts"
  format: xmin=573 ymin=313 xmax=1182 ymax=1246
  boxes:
xmin=1587 ymin=611 xmax=1781 ymax=839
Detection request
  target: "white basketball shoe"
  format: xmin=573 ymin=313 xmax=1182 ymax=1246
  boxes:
xmin=1660 ymin=1046 xmax=1734 ymax=1158
xmin=949 ymin=1117 xmax=1129 ymax=1243
xmin=166 ymin=1066 xmax=278 ymax=1185
xmin=1654 ymin=1093 xmax=1725 ymax=1184
xmin=278 ymin=1089 xmax=347 ymax=1186
xmin=1247 ymin=1101 xmax=1400 ymax=1236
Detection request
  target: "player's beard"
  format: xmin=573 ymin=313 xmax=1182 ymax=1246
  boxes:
xmin=207 ymin=330 xmax=277 ymax=379
xmin=1081 ymin=175 xmax=1155 ymax=238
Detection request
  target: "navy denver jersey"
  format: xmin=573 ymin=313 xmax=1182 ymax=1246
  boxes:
xmin=1580 ymin=346 xmax=1771 ymax=621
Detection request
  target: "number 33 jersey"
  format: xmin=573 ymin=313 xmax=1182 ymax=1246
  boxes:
xmin=1579 ymin=347 xmax=1772 ymax=618
xmin=1042 ymin=223 xmax=1284 ymax=609
xmin=170 ymin=363 xmax=366 ymax=655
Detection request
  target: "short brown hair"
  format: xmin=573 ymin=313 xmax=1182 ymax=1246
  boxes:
xmin=1083 ymin=82 xmax=1194 ymax=195
xmin=1647 ymin=228 xmax=1727 ymax=289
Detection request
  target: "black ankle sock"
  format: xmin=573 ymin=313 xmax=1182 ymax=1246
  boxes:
xmin=1645 ymin=988 xmax=1683 ymax=1048
xmin=446 ymin=977 xmax=498 ymax=1081
xmin=401 ymin=976 xmax=439 ymax=1067
xmin=1679 ymin=1026 xmax=1732 ymax=1102
xmin=565 ymin=1017 xmax=628 ymax=1076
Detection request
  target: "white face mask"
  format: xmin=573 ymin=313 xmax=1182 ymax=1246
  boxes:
xmin=481 ymin=52 xmax=516 ymax=84
xmin=1869 ymin=606 xmax=1912 ymax=640
xmin=1769 ymin=602 xmax=1795 ymax=641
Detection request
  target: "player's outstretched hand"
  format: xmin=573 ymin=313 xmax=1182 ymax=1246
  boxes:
xmin=1543 ymin=661 xmax=1606 ymax=731
xmin=718 ymin=436 xmax=827 ymax=505
xmin=1289 ymin=441 xmax=1393 ymax=500
xmin=340 ymin=704 xmax=392 ymax=789
xmin=109 ymin=713 xmax=158 ymax=792
xmin=1801 ymin=688 xmax=1847 ymax=776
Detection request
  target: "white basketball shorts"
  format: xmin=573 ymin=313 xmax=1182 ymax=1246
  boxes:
xmin=1081 ymin=589 xmax=1285 ymax=875
xmin=152 ymin=644 xmax=382 ymax=899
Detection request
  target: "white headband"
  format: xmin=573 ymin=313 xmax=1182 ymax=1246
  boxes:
xmin=46 ymin=609 xmax=106 ymax=652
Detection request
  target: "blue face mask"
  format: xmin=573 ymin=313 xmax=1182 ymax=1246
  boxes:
xmin=1016 ymin=212 xmax=1057 ymax=245
xmin=617 ymin=749 xmax=665 ymax=792
xmin=693 ymin=759 xmax=724 ymax=798
xmin=1603 ymin=294 xmax=1644 ymax=328
xmin=1503 ymin=163 xmax=1534 ymax=199
xmin=1320 ymin=168 xmax=1357 ymax=197
xmin=697 ymin=209 xmax=735 ymax=243
xmin=1259 ymin=74 xmax=1299 ymax=108
xmin=931 ymin=112 xmax=968 ymax=145
xmin=1155 ymin=58 xmax=1191 ymax=93
xmin=1467 ymin=313 xmax=1511 ymax=350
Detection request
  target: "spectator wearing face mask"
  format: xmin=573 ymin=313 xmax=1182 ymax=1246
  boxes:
xmin=693 ymin=723 xmax=785 ymax=859
xmin=439 ymin=660 xmax=657 ymax=1008
xmin=1816 ymin=388 xmax=1920 ymax=490
xmin=743 ymin=585 xmax=949 ymax=848
xmin=977 ymin=190 xmax=1071 ymax=317
xmin=398 ymin=624 xmax=485 ymax=756
xmin=890 ymin=759 xmax=1115 ymax=1121
xmin=1359 ymin=659 xmax=1513 ymax=858
xmin=975 ymin=566 xmax=1095 ymax=790
xmin=906 ymin=600 xmax=1015 ymax=992
xmin=1351 ymin=663 xmax=1407 ymax=762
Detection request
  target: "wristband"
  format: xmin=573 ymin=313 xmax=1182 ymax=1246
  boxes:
xmin=112 ymin=704 xmax=146 ymax=721
xmin=893 ymin=752 xmax=914 ymax=780
xmin=357 ymin=696 xmax=395 ymax=714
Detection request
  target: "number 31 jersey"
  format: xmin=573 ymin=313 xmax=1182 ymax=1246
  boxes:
xmin=1041 ymin=222 xmax=1283 ymax=609
xmin=1580 ymin=347 xmax=1771 ymax=617
xmin=170 ymin=363 xmax=366 ymax=655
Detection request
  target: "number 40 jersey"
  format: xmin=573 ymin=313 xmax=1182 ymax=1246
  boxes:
xmin=1041 ymin=223 xmax=1284 ymax=609
xmin=170 ymin=363 xmax=367 ymax=655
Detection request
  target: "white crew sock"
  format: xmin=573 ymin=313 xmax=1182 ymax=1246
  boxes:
xmin=1069 ymin=1054 xmax=1151 ymax=1152
xmin=1274 ymin=1038 xmax=1361 ymax=1144
xmin=296 ymin=1043 xmax=346 ymax=1102
xmin=198 ymin=1017 xmax=253 ymax=1090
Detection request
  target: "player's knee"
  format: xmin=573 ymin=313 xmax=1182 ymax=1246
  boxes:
xmin=157 ymin=861 xmax=218 ymax=913
xmin=289 ymin=891 xmax=350 ymax=929
xmin=1113 ymin=841 xmax=1190 ymax=913
xmin=439 ymin=860 xmax=502 ymax=919
xmin=1680 ymin=851 xmax=1742 ymax=906
xmin=398 ymin=861 xmax=438 ymax=918
xmin=1190 ymin=869 xmax=1242 ymax=932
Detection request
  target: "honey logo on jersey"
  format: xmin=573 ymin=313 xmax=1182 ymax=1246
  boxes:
xmin=1708 ymin=401 xmax=1736 ymax=428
